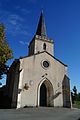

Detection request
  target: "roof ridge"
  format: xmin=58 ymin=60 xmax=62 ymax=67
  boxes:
xmin=20 ymin=51 xmax=67 ymax=67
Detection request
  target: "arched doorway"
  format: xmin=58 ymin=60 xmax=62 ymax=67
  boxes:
xmin=38 ymin=79 xmax=54 ymax=107
xmin=62 ymin=75 xmax=71 ymax=108
xmin=40 ymin=83 xmax=47 ymax=106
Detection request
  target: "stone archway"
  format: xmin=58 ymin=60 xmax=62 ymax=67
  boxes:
xmin=40 ymin=83 xmax=47 ymax=106
xmin=38 ymin=79 xmax=54 ymax=107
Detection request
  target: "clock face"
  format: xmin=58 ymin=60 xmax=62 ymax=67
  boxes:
xmin=41 ymin=60 xmax=50 ymax=69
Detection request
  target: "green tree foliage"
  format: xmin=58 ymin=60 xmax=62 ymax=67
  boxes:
xmin=71 ymin=86 xmax=80 ymax=105
xmin=73 ymin=86 xmax=77 ymax=96
xmin=77 ymin=93 xmax=80 ymax=101
xmin=72 ymin=86 xmax=77 ymax=102
xmin=0 ymin=24 xmax=13 ymax=79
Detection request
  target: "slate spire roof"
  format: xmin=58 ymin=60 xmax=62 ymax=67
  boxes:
xmin=36 ymin=11 xmax=47 ymax=37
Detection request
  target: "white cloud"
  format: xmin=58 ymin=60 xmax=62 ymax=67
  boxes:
xmin=20 ymin=30 xmax=31 ymax=36
xmin=15 ymin=6 xmax=31 ymax=15
xmin=9 ymin=14 xmax=24 ymax=22
xmin=9 ymin=19 xmax=17 ymax=25
xmin=19 ymin=41 xmax=25 ymax=45
xmin=7 ymin=14 xmax=24 ymax=28
xmin=19 ymin=40 xmax=29 ymax=46
xmin=0 ymin=9 xmax=31 ymax=37
xmin=21 ymin=8 xmax=31 ymax=14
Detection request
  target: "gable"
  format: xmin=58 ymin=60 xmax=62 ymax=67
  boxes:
xmin=20 ymin=51 xmax=67 ymax=67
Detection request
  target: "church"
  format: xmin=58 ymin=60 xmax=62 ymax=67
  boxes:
xmin=5 ymin=12 xmax=71 ymax=108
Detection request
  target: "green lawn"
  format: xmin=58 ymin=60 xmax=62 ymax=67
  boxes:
xmin=72 ymin=101 xmax=80 ymax=109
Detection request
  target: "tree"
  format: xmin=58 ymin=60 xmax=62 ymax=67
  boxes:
xmin=71 ymin=86 xmax=77 ymax=104
xmin=73 ymin=86 xmax=77 ymax=101
xmin=77 ymin=93 xmax=80 ymax=101
xmin=73 ymin=86 xmax=77 ymax=96
xmin=0 ymin=23 xmax=13 ymax=79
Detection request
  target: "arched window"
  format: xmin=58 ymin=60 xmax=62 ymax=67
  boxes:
xmin=43 ymin=43 xmax=46 ymax=50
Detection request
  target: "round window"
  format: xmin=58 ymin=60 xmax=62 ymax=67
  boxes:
xmin=42 ymin=61 xmax=50 ymax=68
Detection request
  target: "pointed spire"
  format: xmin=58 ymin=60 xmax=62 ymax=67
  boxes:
xmin=36 ymin=11 xmax=47 ymax=37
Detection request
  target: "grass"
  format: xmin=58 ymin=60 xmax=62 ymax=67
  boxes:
xmin=73 ymin=101 xmax=80 ymax=109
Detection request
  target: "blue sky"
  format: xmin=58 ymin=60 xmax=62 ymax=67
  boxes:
xmin=0 ymin=0 xmax=80 ymax=92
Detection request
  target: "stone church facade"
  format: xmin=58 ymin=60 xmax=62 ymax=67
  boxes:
xmin=5 ymin=12 xmax=71 ymax=108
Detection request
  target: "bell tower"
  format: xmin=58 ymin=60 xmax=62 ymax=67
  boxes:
xmin=28 ymin=12 xmax=54 ymax=56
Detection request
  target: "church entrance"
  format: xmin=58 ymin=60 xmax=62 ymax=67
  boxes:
xmin=40 ymin=83 xmax=47 ymax=106
xmin=39 ymin=79 xmax=54 ymax=107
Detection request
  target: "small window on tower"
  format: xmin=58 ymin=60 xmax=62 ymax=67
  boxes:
xmin=43 ymin=43 xmax=46 ymax=50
